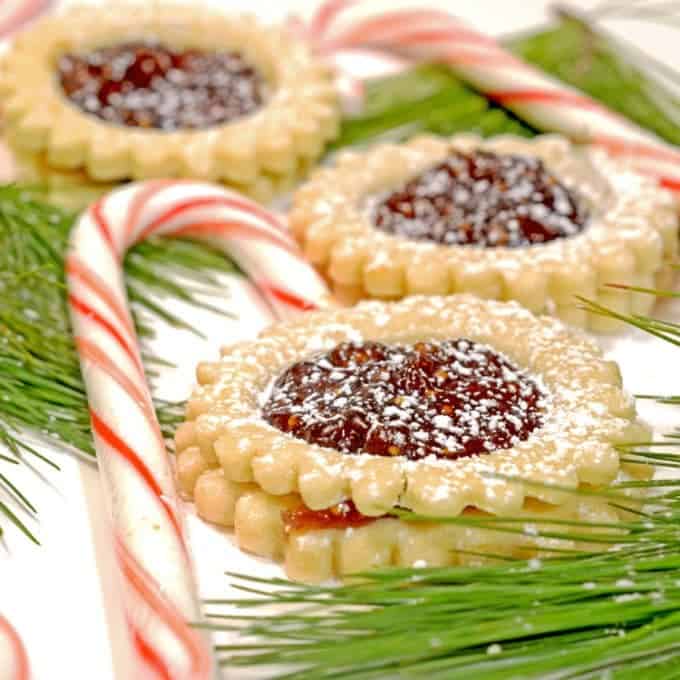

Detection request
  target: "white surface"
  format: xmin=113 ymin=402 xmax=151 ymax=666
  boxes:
xmin=1 ymin=1 xmax=679 ymax=678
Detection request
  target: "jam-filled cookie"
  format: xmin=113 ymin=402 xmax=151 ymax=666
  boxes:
xmin=175 ymin=296 xmax=651 ymax=581
xmin=0 ymin=5 xmax=339 ymax=202
xmin=291 ymin=134 xmax=677 ymax=332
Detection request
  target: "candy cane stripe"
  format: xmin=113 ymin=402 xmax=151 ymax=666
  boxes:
xmin=488 ymin=89 xmax=608 ymax=111
xmin=91 ymin=197 xmax=119 ymax=257
xmin=124 ymin=179 xmax=183 ymax=242
xmin=441 ymin=49 xmax=519 ymax=68
xmin=76 ymin=337 xmax=154 ymax=419
xmin=654 ymin=176 xmax=680 ymax=193
xmin=67 ymin=255 xmax=136 ymax=338
xmin=325 ymin=18 xmax=494 ymax=51
xmin=323 ymin=9 xmax=489 ymax=41
xmin=309 ymin=0 xmax=680 ymax=190
xmin=594 ymin=135 xmax=680 ymax=164
xmin=388 ymin=28 xmax=498 ymax=46
xmin=69 ymin=180 xmax=332 ymax=678
xmin=116 ymin=537 xmax=210 ymax=677
xmin=69 ymin=294 xmax=145 ymax=377
xmin=132 ymin=629 xmax=174 ymax=680
xmin=259 ymin=281 xmax=320 ymax=312
xmin=0 ymin=615 xmax=29 ymax=680
xmin=309 ymin=0 xmax=357 ymax=38
xmin=137 ymin=195 xmax=288 ymax=242
xmin=170 ymin=220 xmax=299 ymax=254
xmin=90 ymin=410 xmax=185 ymax=544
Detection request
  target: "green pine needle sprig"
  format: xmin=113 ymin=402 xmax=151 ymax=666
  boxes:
xmin=0 ymin=185 xmax=237 ymax=542
xmin=204 ymin=285 xmax=680 ymax=680
xmin=330 ymin=65 xmax=537 ymax=150
xmin=509 ymin=10 xmax=680 ymax=147
xmin=0 ymin=7 xmax=679 ymax=676
xmin=207 ymin=527 xmax=680 ymax=679
xmin=206 ymin=468 xmax=680 ymax=677
xmin=334 ymin=9 xmax=680 ymax=152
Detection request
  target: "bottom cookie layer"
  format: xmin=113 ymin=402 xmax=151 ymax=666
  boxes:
xmin=180 ymin=461 xmax=637 ymax=583
xmin=327 ymin=267 xmax=675 ymax=334
xmin=11 ymin=147 xmax=311 ymax=210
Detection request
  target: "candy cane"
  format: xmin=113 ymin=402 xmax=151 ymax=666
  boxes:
xmin=0 ymin=0 xmax=52 ymax=37
xmin=0 ymin=615 xmax=29 ymax=680
xmin=306 ymin=0 xmax=680 ymax=192
xmin=67 ymin=180 xmax=332 ymax=679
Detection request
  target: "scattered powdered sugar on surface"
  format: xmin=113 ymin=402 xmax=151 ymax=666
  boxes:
xmin=613 ymin=593 xmax=643 ymax=604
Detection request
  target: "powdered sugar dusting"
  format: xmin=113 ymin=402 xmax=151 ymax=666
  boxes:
xmin=189 ymin=294 xmax=641 ymax=516
xmin=262 ymin=338 xmax=548 ymax=460
xmin=372 ymin=150 xmax=589 ymax=248
xmin=58 ymin=41 xmax=267 ymax=130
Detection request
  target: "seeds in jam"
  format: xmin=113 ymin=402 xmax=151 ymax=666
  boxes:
xmin=57 ymin=41 xmax=266 ymax=130
xmin=262 ymin=339 xmax=547 ymax=460
xmin=372 ymin=150 xmax=589 ymax=248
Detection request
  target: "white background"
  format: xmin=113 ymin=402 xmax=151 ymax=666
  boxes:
xmin=1 ymin=1 xmax=679 ymax=678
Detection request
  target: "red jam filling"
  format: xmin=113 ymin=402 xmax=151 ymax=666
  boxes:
xmin=372 ymin=150 xmax=588 ymax=248
xmin=283 ymin=500 xmax=381 ymax=533
xmin=57 ymin=41 xmax=266 ymax=130
xmin=262 ymin=339 xmax=547 ymax=461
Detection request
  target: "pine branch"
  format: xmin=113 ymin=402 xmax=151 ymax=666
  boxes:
xmin=331 ymin=65 xmax=537 ymax=151
xmin=332 ymin=11 xmax=680 ymax=153
xmin=509 ymin=9 xmax=680 ymax=146
xmin=208 ymin=285 xmax=680 ymax=678
xmin=0 ymin=185 xmax=237 ymax=540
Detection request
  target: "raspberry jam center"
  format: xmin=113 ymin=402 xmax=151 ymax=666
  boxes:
xmin=57 ymin=41 xmax=266 ymax=130
xmin=372 ymin=150 xmax=588 ymax=248
xmin=262 ymin=339 xmax=547 ymax=461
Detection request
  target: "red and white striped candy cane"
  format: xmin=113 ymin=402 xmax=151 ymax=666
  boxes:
xmin=67 ymin=180 xmax=332 ymax=679
xmin=0 ymin=615 xmax=29 ymax=680
xmin=306 ymin=0 xmax=680 ymax=193
xmin=0 ymin=0 xmax=52 ymax=38
xmin=0 ymin=13 xmax=52 ymax=664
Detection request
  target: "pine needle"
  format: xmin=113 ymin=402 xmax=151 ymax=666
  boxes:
xmin=208 ymin=289 xmax=680 ymax=677
xmin=331 ymin=65 xmax=537 ymax=151
xmin=210 ymin=522 xmax=680 ymax=678
xmin=0 ymin=185 xmax=237 ymax=540
xmin=510 ymin=9 xmax=680 ymax=146
xmin=0 ymin=9 xmax=679 ymax=676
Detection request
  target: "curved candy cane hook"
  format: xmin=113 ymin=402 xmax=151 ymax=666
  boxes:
xmin=306 ymin=0 xmax=680 ymax=193
xmin=0 ymin=0 xmax=53 ymax=38
xmin=67 ymin=180 xmax=332 ymax=678
xmin=0 ymin=615 xmax=29 ymax=680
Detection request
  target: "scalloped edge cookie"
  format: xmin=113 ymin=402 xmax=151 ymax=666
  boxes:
xmin=290 ymin=134 xmax=678 ymax=333
xmin=12 ymin=147 xmax=313 ymax=211
xmin=176 ymin=295 xmax=651 ymax=528
xmin=0 ymin=5 xmax=339 ymax=186
xmin=180 ymin=481 xmax=630 ymax=582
